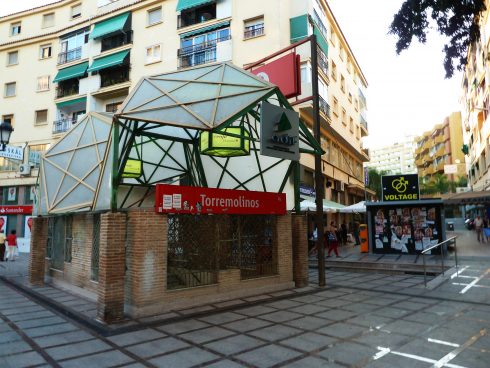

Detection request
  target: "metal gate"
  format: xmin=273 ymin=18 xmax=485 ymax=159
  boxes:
xmin=50 ymin=217 xmax=65 ymax=270
xmin=167 ymin=214 xmax=277 ymax=290
xmin=91 ymin=214 xmax=100 ymax=281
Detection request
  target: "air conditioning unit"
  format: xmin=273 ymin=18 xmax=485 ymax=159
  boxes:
xmin=334 ymin=181 xmax=345 ymax=191
xmin=18 ymin=164 xmax=31 ymax=176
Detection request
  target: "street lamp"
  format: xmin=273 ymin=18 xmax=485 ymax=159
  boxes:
xmin=0 ymin=120 xmax=14 ymax=151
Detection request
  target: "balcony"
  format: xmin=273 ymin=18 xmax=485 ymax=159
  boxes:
xmin=178 ymin=35 xmax=231 ymax=69
xmin=178 ymin=3 xmax=216 ymax=29
xmin=319 ymin=96 xmax=331 ymax=120
xmin=58 ymin=47 xmax=82 ymax=65
xmin=415 ymin=158 xmax=424 ymax=167
xmin=434 ymin=146 xmax=446 ymax=158
xmin=56 ymin=82 xmax=79 ymax=98
xmin=317 ymin=47 xmax=329 ymax=78
xmin=360 ymin=116 xmax=368 ymax=137
xmin=244 ymin=24 xmax=264 ymax=39
xmin=52 ymin=118 xmax=77 ymax=134
xmin=101 ymin=31 xmax=133 ymax=52
xmin=100 ymin=66 xmax=130 ymax=88
xmin=436 ymin=162 xmax=445 ymax=172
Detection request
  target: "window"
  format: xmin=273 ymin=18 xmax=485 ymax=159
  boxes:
xmin=354 ymin=98 xmax=359 ymax=111
xmin=42 ymin=13 xmax=55 ymax=28
xmin=340 ymin=75 xmax=345 ymax=92
xmin=147 ymin=7 xmax=162 ymax=26
xmin=348 ymin=92 xmax=352 ymax=103
xmin=179 ymin=27 xmax=230 ymax=68
xmin=347 ymin=60 xmax=352 ymax=74
xmin=145 ymin=44 xmax=161 ymax=64
xmin=40 ymin=44 xmax=52 ymax=59
xmin=2 ymin=114 xmax=13 ymax=127
xmin=329 ymin=26 xmax=336 ymax=45
xmin=300 ymin=63 xmax=311 ymax=83
xmin=341 ymin=108 xmax=346 ymax=125
xmin=29 ymin=144 xmax=50 ymax=168
xmin=331 ymin=61 xmax=337 ymax=80
xmin=7 ymin=51 xmax=18 ymax=66
xmin=37 ymin=76 xmax=50 ymax=91
xmin=4 ymin=82 xmax=16 ymax=97
xmin=71 ymin=4 xmax=81 ymax=19
xmin=10 ymin=22 xmax=21 ymax=36
xmin=339 ymin=45 xmax=344 ymax=60
xmin=332 ymin=97 xmax=339 ymax=116
xmin=106 ymin=102 xmax=122 ymax=113
xmin=349 ymin=117 xmax=354 ymax=132
xmin=35 ymin=110 xmax=48 ymax=125
xmin=244 ymin=16 xmax=265 ymax=39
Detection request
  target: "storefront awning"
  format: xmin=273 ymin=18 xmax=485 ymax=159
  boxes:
xmin=89 ymin=12 xmax=130 ymax=40
xmin=56 ymin=97 xmax=87 ymax=108
xmin=176 ymin=0 xmax=214 ymax=11
xmin=87 ymin=50 xmax=130 ymax=73
xmin=53 ymin=62 xmax=89 ymax=83
xmin=444 ymin=190 xmax=490 ymax=205
xmin=180 ymin=21 xmax=230 ymax=38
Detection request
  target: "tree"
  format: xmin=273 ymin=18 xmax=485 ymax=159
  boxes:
xmin=367 ymin=168 xmax=387 ymax=199
xmin=389 ymin=0 xmax=486 ymax=78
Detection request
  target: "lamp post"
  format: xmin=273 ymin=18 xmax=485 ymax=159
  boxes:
xmin=0 ymin=120 xmax=14 ymax=151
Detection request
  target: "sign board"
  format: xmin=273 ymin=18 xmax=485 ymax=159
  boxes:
xmin=155 ymin=184 xmax=286 ymax=215
xmin=0 ymin=206 xmax=33 ymax=215
xmin=260 ymin=101 xmax=299 ymax=161
xmin=251 ymin=53 xmax=301 ymax=98
xmin=0 ymin=216 xmax=6 ymax=234
xmin=381 ymin=174 xmax=420 ymax=202
xmin=24 ymin=216 xmax=33 ymax=238
xmin=299 ymin=184 xmax=316 ymax=197
xmin=0 ymin=145 xmax=23 ymax=161
xmin=444 ymin=164 xmax=458 ymax=174
xmin=364 ymin=167 xmax=369 ymax=186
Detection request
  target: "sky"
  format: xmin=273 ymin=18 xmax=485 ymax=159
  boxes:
xmin=2 ymin=1 xmax=464 ymax=149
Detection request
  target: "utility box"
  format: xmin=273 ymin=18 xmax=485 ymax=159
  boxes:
xmin=446 ymin=222 xmax=454 ymax=231
xmin=359 ymin=224 xmax=368 ymax=253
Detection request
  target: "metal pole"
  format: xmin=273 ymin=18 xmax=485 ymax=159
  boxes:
xmin=441 ymin=245 xmax=445 ymax=276
xmin=422 ymin=252 xmax=427 ymax=287
xmin=454 ymin=238 xmax=459 ymax=276
xmin=310 ymin=35 xmax=325 ymax=287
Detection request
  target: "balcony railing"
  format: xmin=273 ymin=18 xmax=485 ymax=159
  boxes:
xmin=177 ymin=4 xmax=216 ymax=29
xmin=56 ymin=83 xmax=79 ymax=98
xmin=244 ymin=25 xmax=264 ymax=39
xmin=101 ymin=31 xmax=133 ymax=52
xmin=100 ymin=67 xmax=130 ymax=88
xmin=317 ymin=46 xmax=328 ymax=76
xmin=58 ymin=47 xmax=82 ymax=65
xmin=360 ymin=116 xmax=368 ymax=132
xmin=319 ymin=96 xmax=331 ymax=119
xmin=178 ymin=35 xmax=231 ymax=69
xmin=52 ymin=118 xmax=77 ymax=134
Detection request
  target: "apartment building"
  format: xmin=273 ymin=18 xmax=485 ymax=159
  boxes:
xmin=0 ymin=0 xmax=369 ymax=236
xmin=365 ymin=135 xmax=416 ymax=175
xmin=414 ymin=112 xmax=465 ymax=183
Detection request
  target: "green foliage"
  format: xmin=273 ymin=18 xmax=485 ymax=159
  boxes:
xmin=389 ymin=0 xmax=486 ymax=78
xmin=421 ymin=173 xmax=469 ymax=195
xmin=367 ymin=168 xmax=387 ymax=199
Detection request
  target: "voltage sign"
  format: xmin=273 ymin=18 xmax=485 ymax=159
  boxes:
xmin=381 ymin=174 xmax=420 ymax=202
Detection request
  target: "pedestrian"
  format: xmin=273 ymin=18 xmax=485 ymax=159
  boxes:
xmin=6 ymin=230 xmax=17 ymax=261
xmin=341 ymin=222 xmax=348 ymax=245
xmin=326 ymin=221 xmax=340 ymax=257
xmin=484 ymin=215 xmax=489 ymax=242
xmin=474 ymin=215 xmax=484 ymax=243
xmin=353 ymin=221 xmax=361 ymax=245
xmin=0 ymin=230 xmax=5 ymax=261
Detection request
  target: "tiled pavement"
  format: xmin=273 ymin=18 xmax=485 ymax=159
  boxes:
xmin=1 ymin=263 xmax=490 ymax=367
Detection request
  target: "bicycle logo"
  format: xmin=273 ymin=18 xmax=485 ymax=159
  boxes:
xmin=392 ymin=177 xmax=408 ymax=193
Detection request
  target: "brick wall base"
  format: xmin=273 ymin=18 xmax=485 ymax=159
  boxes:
xmin=28 ymin=217 xmax=48 ymax=286
xmin=292 ymin=214 xmax=309 ymax=287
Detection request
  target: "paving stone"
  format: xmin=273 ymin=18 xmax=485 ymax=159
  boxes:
xmin=397 ymin=338 xmax=454 ymax=360
xmin=235 ymin=344 xmax=302 ymax=368
xmin=369 ymin=350 xmax=437 ymax=368
xmin=198 ymin=312 xmax=245 ymax=325
xmin=0 ymin=340 xmax=32 ymax=357
xmin=157 ymin=319 xmax=210 ymax=335
xmin=127 ymin=337 xmax=189 ymax=358
xmin=441 ymin=316 xmax=487 ymax=336
xmin=288 ymin=304 xmax=327 ymax=315
xmin=347 ymin=314 xmax=394 ymax=329
xmin=342 ymin=302 xmax=380 ymax=314
xmin=284 ymin=316 xmax=333 ymax=330
xmin=149 ymin=347 xmax=219 ymax=368
xmin=280 ymin=332 xmax=337 ymax=352
xmin=180 ymin=305 xmax=215 ymax=315
xmin=318 ymin=341 xmax=375 ymax=366
xmin=137 ymin=312 xmax=179 ymax=324
xmin=205 ymin=334 xmax=265 ymax=355
xmin=108 ymin=329 xmax=166 ymax=347
xmin=60 ymin=350 xmax=133 ymax=368
xmin=371 ymin=306 xmax=412 ymax=319
xmin=263 ymin=300 xmax=303 ymax=309
xmin=0 ymin=350 xmax=46 ymax=367
xmin=402 ymin=311 xmax=448 ymax=325
xmin=222 ymin=318 xmax=272 ymax=333
xmin=46 ymin=339 xmax=111 ymax=360
xmin=16 ymin=316 xmax=66 ymax=329
xmin=248 ymin=325 xmax=302 ymax=341
xmin=290 ymin=295 xmax=326 ymax=304
xmin=383 ymin=319 xmax=430 ymax=336
xmin=451 ymin=348 xmax=490 ymax=368
xmin=8 ymin=310 xmax=56 ymax=322
xmin=0 ymin=331 xmax=22 ymax=343
xmin=282 ymin=356 xmax=343 ymax=368
xmin=314 ymin=298 xmax=352 ymax=308
xmin=353 ymin=330 xmax=409 ymax=348
xmin=317 ymin=322 xmax=366 ymax=339
xmin=23 ymin=323 xmax=78 ymax=338
xmin=34 ymin=330 xmax=94 ymax=348
xmin=180 ymin=326 xmax=235 ymax=344
xmin=316 ymin=309 xmax=357 ymax=321
xmin=422 ymin=326 xmax=475 ymax=345
xmin=258 ymin=310 xmax=303 ymax=323
xmin=235 ymin=305 xmax=276 ymax=317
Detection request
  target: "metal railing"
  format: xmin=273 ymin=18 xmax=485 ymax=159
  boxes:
xmin=421 ymin=236 xmax=458 ymax=287
xmin=177 ymin=11 xmax=216 ymax=29
xmin=58 ymin=47 xmax=82 ymax=65
xmin=101 ymin=31 xmax=133 ymax=52
xmin=317 ymin=47 xmax=328 ymax=76
xmin=52 ymin=118 xmax=77 ymax=134
xmin=178 ymin=35 xmax=231 ymax=68
xmin=56 ymin=84 xmax=79 ymax=98
xmin=319 ymin=96 xmax=330 ymax=119
xmin=100 ymin=67 xmax=130 ymax=88
xmin=244 ymin=25 xmax=264 ymax=39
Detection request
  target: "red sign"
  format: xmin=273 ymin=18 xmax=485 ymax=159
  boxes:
xmin=155 ymin=185 xmax=286 ymax=215
xmin=251 ymin=53 xmax=301 ymax=98
xmin=0 ymin=206 xmax=33 ymax=215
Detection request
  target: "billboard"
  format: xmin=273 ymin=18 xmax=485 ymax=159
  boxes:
xmin=381 ymin=174 xmax=420 ymax=202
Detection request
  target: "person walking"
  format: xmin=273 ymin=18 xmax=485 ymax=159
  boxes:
xmin=326 ymin=221 xmax=340 ymax=257
xmin=0 ymin=230 xmax=5 ymax=261
xmin=6 ymin=230 xmax=17 ymax=261
xmin=353 ymin=221 xmax=361 ymax=245
xmin=340 ymin=222 xmax=348 ymax=245
xmin=474 ymin=215 xmax=484 ymax=243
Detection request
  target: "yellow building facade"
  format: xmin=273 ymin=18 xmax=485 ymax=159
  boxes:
xmin=0 ymin=0 xmax=369 ymax=236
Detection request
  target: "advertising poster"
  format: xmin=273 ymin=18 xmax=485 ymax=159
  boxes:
xmin=372 ymin=205 xmax=441 ymax=254
xmin=7 ymin=187 xmax=16 ymax=201
xmin=24 ymin=216 xmax=33 ymax=238
xmin=0 ymin=216 xmax=7 ymax=234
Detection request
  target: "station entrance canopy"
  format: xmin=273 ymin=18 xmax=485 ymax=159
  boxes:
xmin=36 ymin=62 xmax=322 ymax=215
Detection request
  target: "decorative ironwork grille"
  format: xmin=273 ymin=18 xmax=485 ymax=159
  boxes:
xmin=50 ymin=217 xmax=65 ymax=270
xmin=64 ymin=215 xmax=73 ymax=263
xmin=91 ymin=214 xmax=101 ymax=281
xmin=46 ymin=217 xmax=54 ymax=259
xmin=167 ymin=214 xmax=277 ymax=290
